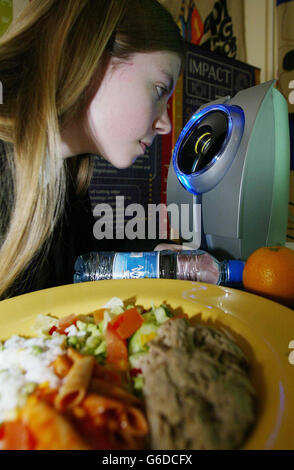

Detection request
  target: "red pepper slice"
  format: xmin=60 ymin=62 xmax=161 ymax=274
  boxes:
xmin=130 ymin=368 xmax=142 ymax=377
xmin=48 ymin=325 xmax=57 ymax=335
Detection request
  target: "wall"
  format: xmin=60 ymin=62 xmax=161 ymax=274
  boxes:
xmin=13 ymin=0 xmax=28 ymax=19
xmin=12 ymin=0 xmax=275 ymax=83
xmin=244 ymin=0 xmax=277 ymax=83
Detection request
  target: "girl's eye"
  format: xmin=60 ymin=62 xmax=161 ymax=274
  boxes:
xmin=156 ymin=85 xmax=167 ymax=99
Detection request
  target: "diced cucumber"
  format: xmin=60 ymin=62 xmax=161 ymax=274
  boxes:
xmin=84 ymin=335 xmax=101 ymax=350
xmin=67 ymin=335 xmax=79 ymax=347
xmin=94 ymin=340 xmax=106 ymax=356
xmin=76 ymin=320 xmax=88 ymax=331
xmin=142 ymin=311 xmax=157 ymax=323
xmin=153 ymin=306 xmax=170 ymax=324
xmin=133 ymin=376 xmax=144 ymax=391
xmin=161 ymin=304 xmax=173 ymax=317
xmin=86 ymin=323 xmax=101 ymax=336
xmin=128 ymin=322 xmax=159 ymax=355
xmin=98 ymin=320 xmax=104 ymax=334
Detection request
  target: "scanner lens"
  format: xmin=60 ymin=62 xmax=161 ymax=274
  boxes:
xmin=194 ymin=132 xmax=212 ymax=154
xmin=178 ymin=111 xmax=228 ymax=174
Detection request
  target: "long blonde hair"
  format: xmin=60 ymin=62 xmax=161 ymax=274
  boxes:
xmin=0 ymin=0 xmax=184 ymax=299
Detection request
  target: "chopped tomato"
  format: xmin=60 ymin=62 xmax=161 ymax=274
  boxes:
xmin=48 ymin=314 xmax=79 ymax=336
xmin=106 ymin=324 xmax=129 ymax=371
xmin=56 ymin=313 xmax=78 ymax=334
xmin=110 ymin=308 xmax=143 ymax=339
xmin=0 ymin=421 xmax=36 ymax=450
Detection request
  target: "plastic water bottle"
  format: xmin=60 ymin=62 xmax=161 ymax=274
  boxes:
xmin=73 ymin=250 xmax=244 ymax=286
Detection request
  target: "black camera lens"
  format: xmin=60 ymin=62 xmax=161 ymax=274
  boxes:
xmin=178 ymin=111 xmax=228 ymax=174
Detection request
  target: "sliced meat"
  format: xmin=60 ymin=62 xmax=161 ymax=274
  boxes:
xmin=137 ymin=318 xmax=256 ymax=450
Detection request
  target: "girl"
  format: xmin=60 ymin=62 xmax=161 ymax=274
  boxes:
xmin=0 ymin=0 xmax=185 ymax=299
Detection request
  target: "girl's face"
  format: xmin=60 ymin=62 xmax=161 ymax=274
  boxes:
xmin=82 ymin=51 xmax=182 ymax=168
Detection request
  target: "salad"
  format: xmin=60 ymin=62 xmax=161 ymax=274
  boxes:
xmin=34 ymin=297 xmax=184 ymax=391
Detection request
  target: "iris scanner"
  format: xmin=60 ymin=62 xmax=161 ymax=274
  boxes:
xmin=167 ymin=80 xmax=290 ymax=260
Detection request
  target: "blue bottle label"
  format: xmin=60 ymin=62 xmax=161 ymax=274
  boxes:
xmin=112 ymin=252 xmax=159 ymax=279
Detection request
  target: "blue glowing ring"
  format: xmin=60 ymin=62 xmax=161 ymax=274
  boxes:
xmin=172 ymin=104 xmax=245 ymax=195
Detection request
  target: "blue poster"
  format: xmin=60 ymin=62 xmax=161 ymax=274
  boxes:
xmin=277 ymin=0 xmax=293 ymax=6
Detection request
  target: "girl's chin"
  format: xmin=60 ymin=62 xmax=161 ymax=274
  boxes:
xmin=99 ymin=147 xmax=142 ymax=169
xmin=109 ymin=156 xmax=139 ymax=170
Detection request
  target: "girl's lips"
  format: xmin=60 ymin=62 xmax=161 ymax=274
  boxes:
xmin=140 ymin=141 xmax=147 ymax=153
xmin=140 ymin=141 xmax=152 ymax=153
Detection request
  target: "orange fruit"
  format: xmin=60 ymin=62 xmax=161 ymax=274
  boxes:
xmin=243 ymin=246 xmax=294 ymax=307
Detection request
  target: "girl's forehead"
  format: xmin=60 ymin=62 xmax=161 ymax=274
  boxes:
xmin=109 ymin=51 xmax=182 ymax=76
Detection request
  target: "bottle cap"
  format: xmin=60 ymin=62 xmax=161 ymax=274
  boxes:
xmin=227 ymin=260 xmax=245 ymax=283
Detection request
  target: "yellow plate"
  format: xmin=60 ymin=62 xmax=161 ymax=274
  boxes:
xmin=0 ymin=278 xmax=293 ymax=450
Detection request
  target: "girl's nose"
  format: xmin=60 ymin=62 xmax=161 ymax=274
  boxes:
xmin=153 ymin=107 xmax=172 ymax=135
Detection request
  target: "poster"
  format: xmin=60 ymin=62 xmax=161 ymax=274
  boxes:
xmin=88 ymin=139 xmax=163 ymax=243
xmin=159 ymin=0 xmax=246 ymax=62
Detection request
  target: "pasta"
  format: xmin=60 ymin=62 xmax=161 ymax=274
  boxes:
xmin=54 ymin=353 xmax=95 ymax=411
xmin=51 ymin=354 xmax=72 ymax=378
xmin=0 ymin=299 xmax=172 ymax=450
xmin=2 ymin=350 xmax=149 ymax=450
xmin=89 ymin=377 xmax=142 ymax=406
xmin=3 ymin=341 xmax=149 ymax=449
xmin=20 ymin=396 xmax=91 ymax=450
xmin=76 ymin=394 xmax=148 ymax=450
